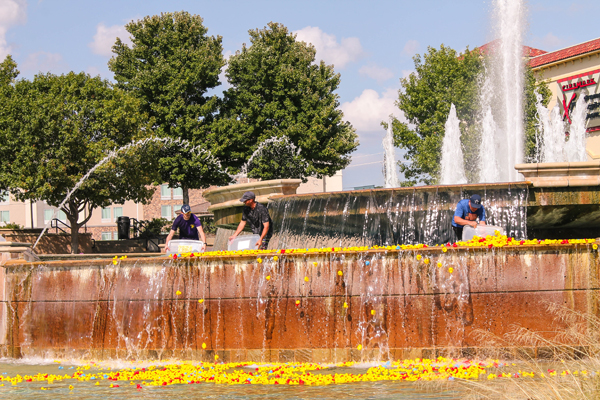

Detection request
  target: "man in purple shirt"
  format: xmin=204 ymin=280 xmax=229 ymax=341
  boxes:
xmin=164 ymin=204 xmax=207 ymax=252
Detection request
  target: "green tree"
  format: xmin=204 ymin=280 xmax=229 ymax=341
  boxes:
xmin=393 ymin=45 xmax=551 ymax=185
xmin=393 ymin=45 xmax=483 ymax=186
xmin=0 ymin=68 xmax=157 ymax=253
xmin=212 ymin=22 xmax=358 ymax=181
xmin=0 ymin=56 xmax=20 ymax=193
xmin=109 ymin=11 xmax=230 ymax=205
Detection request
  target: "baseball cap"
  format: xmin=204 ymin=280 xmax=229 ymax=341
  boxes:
xmin=240 ymin=191 xmax=256 ymax=202
xmin=181 ymin=204 xmax=191 ymax=214
xmin=470 ymin=194 xmax=482 ymax=209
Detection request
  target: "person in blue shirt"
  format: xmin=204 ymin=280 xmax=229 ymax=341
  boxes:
xmin=451 ymin=194 xmax=486 ymax=241
xmin=164 ymin=204 xmax=207 ymax=252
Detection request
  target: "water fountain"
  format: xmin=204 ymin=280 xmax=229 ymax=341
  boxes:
xmin=2 ymin=0 xmax=600 ymax=370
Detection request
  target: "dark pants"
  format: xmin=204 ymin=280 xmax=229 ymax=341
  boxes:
xmin=452 ymin=226 xmax=463 ymax=242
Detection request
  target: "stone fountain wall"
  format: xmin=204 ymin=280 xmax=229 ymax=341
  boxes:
xmin=1 ymin=243 xmax=599 ymax=362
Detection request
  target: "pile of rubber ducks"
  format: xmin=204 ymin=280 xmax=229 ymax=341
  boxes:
xmin=1 ymin=358 xmax=597 ymax=390
xmin=170 ymin=232 xmax=597 ymax=260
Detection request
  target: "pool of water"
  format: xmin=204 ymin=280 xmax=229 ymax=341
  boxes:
xmin=0 ymin=360 xmax=465 ymax=399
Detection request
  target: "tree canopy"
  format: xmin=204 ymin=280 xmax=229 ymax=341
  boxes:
xmin=212 ymin=22 xmax=358 ymax=181
xmin=109 ymin=11 xmax=230 ymax=203
xmin=0 ymin=66 xmax=157 ymax=253
xmin=392 ymin=45 xmax=551 ymax=185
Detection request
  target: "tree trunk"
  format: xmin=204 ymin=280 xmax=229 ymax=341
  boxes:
xmin=183 ymin=185 xmax=189 ymax=206
xmin=68 ymin=213 xmax=80 ymax=254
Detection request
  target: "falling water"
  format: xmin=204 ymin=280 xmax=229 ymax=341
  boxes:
xmin=491 ymin=0 xmax=526 ymax=182
xmin=267 ymin=185 xmax=529 ymax=249
xmin=235 ymin=136 xmax=307 ymax=181
xmin=440 ymin=104 xmax=467 ymax=185
xmin=383 ymin=120 xmax=399 ymax=188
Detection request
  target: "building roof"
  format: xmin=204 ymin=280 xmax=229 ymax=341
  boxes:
xmin=529 ymin=37 xmax=600 ymax=68
xmin=476 ymin=39 xmax=547 ymax=57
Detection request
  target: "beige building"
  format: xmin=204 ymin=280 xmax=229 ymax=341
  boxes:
xmin=0 ymin=173 xmax=343 ymax=241
xmin=530 ymin=37 xmax=600 ymax=158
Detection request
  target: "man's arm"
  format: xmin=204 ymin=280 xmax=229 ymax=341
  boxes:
xmin=454 ymin=216 xmax=478 ymax=229
xmin=198 ymin=225 xmax=207 ymax=250
xmin=164 ymin=229 xmax=176 ymax=253
xmin=229 ymin=220 xmax=247 ymax=242
xmin=257 ymin=221 xmax=269 ymax=247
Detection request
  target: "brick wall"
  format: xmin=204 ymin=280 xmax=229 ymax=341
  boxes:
xmin=144 ymin=186 xmax=213 ymax=221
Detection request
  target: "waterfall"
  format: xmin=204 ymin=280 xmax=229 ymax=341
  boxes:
xmin=268 ymin=185 xmax=529 ymax=249
xmin=440 ymin=104 xmax=467 ymax=185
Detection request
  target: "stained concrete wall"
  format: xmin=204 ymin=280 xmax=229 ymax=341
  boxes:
xmin=1 ymin=244 xmax=598 ymax=362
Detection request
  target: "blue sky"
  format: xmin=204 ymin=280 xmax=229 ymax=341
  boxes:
xmin=2 ymin=0 xmax=599 ymax=189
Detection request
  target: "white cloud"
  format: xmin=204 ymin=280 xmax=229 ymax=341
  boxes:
xmin=88 ymin=23 xmax=132 ymax=57
xmin=22 ymin=51 xmax=68 ymax=74
xmin=294 ymin=26 xmax=363 ymax=68
xmin=359 ymin=64 xmax=394 ymax=84
xmin=341 ymin=88 xmax=403 ymax=133
xmin=402 ymin=39 xmax=419 ymax=56
xmin=0 ymin=0 xmax=26 ymax=60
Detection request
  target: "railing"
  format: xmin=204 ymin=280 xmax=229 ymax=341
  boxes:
xmin=50 ymin=218 xmax=71 ymax=235
xmin=130 ymin=218 xmax=162 ymax=252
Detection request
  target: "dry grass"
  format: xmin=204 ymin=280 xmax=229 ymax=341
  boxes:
xmin=456 ymin=301 xmax=600 ymax=399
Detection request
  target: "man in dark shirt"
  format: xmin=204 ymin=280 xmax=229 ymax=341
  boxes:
xmin=229 ymin=191 xmax=273 ymax=250
xmin=164 ymin=204 xmax=207 ymax=252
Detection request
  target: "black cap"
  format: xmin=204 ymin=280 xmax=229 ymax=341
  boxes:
xmin=181 ymin=204 xmax=191 ymax=214
xmin=470 ymin=194 xmax=482 ymax=209
xmin=240 ymin=191 xmax=256 ymax=202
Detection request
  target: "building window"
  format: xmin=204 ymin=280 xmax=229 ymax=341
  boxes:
xmin=173 ymin=205 xmax=182 ymax=215
xmin=0 ymin=191 xmax=8 ymax=204
xmin=44 ymin=209 xmax=53 ymax=223
xmin=44 ymin=209 xmax=67 ymax=223
xmin=161 ymin=184 xmax=171 ymax=200
xmin=161 ymin=205 xmax=172 ymax=219
xmin=113 ymin=207 xmax=123 ymax=221
xmin=101 ymin=232 xmax=112 ymax=241
xmin=101 ymin=207 xmax=111 ymax=222
xmin=173 ymin=187 xmax=183 ymax=199
xmin=113 ymin=232 xmax=119 ymax=240
xmin=1 ymin=210 xmax=9 ymax=224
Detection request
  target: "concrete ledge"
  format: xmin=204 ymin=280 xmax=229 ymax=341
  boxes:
xmin=0 ymin=241 xmax=40 ymax=262
xmin=516 ymin=161 xmax=600 ymax=187
xmin=204 ymin=179 xmax=302 ymax=212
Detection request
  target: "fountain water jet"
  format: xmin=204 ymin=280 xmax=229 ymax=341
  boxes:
xmin=440 ymin=104 xmax=467 ymax=185
xmin=383 ymin=119 xmax=399 ymax=188
xmin=479 ymin=72 xmax=500 ymax=183
xmin=490 ymin=0 xmax=526 ymax=182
